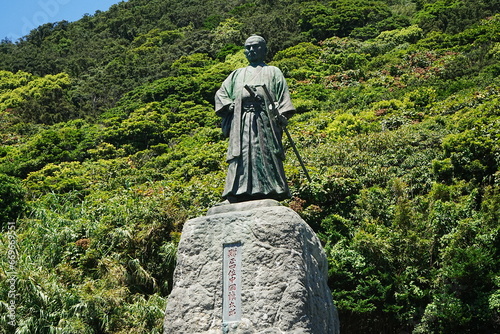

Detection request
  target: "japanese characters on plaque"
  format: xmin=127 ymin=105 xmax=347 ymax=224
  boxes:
xmin=223 ymin=242 xmax=242 ymax=323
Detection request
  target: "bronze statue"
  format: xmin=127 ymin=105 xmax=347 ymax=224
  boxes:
xmin=215 ymin=35 xmax=295 ymax=203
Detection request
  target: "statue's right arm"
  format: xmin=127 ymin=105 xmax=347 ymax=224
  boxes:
xmin=215 ymin=78 xmax=235 ymax=117
xmin=216 ymin=101 xmax=234 ymax=117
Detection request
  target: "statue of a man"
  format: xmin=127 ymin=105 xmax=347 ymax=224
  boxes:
xmin=215 ymin=35 xmax=295 ymax=203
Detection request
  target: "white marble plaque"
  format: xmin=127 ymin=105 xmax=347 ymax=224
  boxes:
xmin=223 ymin=242 xmax=242 ymax=323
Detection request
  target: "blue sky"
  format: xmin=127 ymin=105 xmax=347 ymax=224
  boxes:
xmin=1 ymin=0 xmax=124 ymax=42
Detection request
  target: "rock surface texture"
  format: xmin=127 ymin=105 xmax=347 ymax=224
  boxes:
xmin=163 ymin=199 xmax=340 ymax=334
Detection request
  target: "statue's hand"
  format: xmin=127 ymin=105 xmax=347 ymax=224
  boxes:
xmin=229 ymin=103 xmax=235 ymax=113
xmin=268 ymin=102 xmax=279 ymax=111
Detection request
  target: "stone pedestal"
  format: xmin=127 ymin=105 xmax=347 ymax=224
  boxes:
xmin=163 ymin=199 xmax=340 ymax=334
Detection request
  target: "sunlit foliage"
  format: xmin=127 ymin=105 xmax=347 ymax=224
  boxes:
xmin=0 ymin=1 xmax=499 ymax=333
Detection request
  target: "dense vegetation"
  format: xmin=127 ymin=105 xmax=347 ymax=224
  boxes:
xmin=1 ymin=0 xmax=499 ymax=333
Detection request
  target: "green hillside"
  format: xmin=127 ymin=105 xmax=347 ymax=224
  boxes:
xmin=1 ymin=0 xmax=499 ymax=333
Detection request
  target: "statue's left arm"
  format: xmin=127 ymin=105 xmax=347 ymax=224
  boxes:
xmin=271 ymin=67 xmax=295 ymax=120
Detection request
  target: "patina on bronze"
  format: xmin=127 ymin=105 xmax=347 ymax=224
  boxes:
xmin=248 ymin=83 xmax=312 ymax=183
xmin=215 ymin=35 xmax=295 ymax=203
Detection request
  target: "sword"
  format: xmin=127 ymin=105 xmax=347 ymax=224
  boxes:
xmin=244 ymin=84 xmax=312 ymax=183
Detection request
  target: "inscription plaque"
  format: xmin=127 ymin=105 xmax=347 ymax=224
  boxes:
xmin=223 ymin=242 xmax=242 ymax=323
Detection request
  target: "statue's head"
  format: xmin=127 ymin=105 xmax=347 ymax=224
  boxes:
xmin=244 ymin=35 xmax=267 ymax=65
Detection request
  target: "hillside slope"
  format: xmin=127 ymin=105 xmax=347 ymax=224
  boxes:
xmin=1 ymin=0 xmax=499 ymax=333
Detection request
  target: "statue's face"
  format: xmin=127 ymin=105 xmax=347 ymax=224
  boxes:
xmin=244 ymin=38 xmax=266 ymax=64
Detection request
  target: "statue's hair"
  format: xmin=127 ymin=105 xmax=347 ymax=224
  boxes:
xmin=245 ymin=35 xmax=266 ymax=45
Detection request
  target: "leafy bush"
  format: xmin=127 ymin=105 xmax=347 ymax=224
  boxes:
xmin=0 ymin=1 xmax=499 ymax=333
xmin=0 ymin=174 xmax=25 ymax=227
xmin=0 ymin=71 xmax=76 ymax=124
xmin=0 ymin=120 xmax=99 ymax=178
xmin=299 ymin=0 xmax=396 ymax=41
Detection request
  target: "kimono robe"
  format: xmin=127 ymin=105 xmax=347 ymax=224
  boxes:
xmin=215 ymin=64 xmax=295 ymax=202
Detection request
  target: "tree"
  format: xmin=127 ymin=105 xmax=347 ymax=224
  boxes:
xmin=0 ymin=174 xmax=25 ymax=227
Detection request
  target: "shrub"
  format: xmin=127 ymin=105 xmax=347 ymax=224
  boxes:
xmin=0 ymin=174 xmax=25 ymax=228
